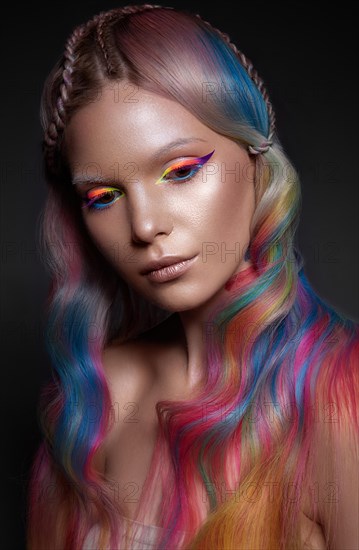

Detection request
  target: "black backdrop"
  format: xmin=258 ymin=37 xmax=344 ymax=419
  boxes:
xmin=1 ymin=2 xmax=358 ymax=548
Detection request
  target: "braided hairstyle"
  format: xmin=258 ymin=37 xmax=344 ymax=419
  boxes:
xmin=42 ymin=4 xmax=276 ymax=179
xmin=30 ymin=8 xmax=323 ymax=550
xmin=192 ymin=12 xmax=276 ymax=153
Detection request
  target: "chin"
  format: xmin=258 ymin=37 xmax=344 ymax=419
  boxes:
xmin=145 ymin=296 xmax=199 ymax=313
xmin=143 ymin=286 xmax=224 ymax=315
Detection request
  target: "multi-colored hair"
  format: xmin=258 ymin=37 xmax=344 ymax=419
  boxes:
xmin=27 ymin=4 xmax=358 ymax=549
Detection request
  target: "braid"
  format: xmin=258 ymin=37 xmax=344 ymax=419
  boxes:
xmin=194 ymin=12 xmax=276 ymax=146
xmin=44 ymin=4 xmax=276 ymax=173
xmin=43 ymin=4 xmax=164 ymax=174
xmin=95 ymin=4 xmax=164 ymax=75
xmin=43 ymin=18 xmax=97 ymax=172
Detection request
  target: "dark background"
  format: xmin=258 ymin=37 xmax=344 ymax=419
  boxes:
xmin=1 ymin=1 xmax=358 ymax=548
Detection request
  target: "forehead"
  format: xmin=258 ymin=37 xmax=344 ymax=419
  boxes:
xmin=64 ymin=83 xmax=218 ymax=169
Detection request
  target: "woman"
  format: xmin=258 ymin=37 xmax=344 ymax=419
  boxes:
xmin=27 ymin=4 xmax=358 ymax=549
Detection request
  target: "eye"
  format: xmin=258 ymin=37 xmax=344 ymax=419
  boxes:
xmin=156 ymin=149 xmax=215 ymax=185
xmin=163 ymin=164 xmax=201 ymax=183
xmin=81 ymin=187 xmax=124 ymax=212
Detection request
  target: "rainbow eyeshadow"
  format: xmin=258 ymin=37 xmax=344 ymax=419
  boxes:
xmin=81 ymin=149 xmax=215 ymax=210
xmin=155 ymin=149 xmax=215 ymax=184
xmin=81 ymin=187 xmax=122 ymax=209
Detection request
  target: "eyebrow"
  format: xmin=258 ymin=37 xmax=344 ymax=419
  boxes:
xmin=72 ymin=137 xmax=208 ymax=186
xmin=151 ymin=137 xmax=208 ymax=161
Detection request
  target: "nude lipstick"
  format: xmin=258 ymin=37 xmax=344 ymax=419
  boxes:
xmin=142 ymin=256 xmax=198 ymax=283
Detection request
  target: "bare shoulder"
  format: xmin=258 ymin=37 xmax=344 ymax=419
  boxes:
xmin=92 ymin=316 xmax=186 ymax=473
xmin=91 ymin=337 xmax=161 ymax=476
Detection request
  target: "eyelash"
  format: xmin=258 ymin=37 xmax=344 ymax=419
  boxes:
xmin=81 ymin=156 xmax=211 ymax=212
xmin=81 ymin=188 xmax=124 ymax=211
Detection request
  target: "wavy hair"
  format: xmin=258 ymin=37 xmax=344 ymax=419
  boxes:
xmin=27 ymin=4 xmax=358 ymax=549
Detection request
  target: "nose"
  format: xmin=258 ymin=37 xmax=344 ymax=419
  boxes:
xmin=127 ymin=185 xmax=174 ymax=244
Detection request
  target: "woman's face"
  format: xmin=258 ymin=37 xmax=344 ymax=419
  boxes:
xmin=65 ymin=82 xmax=256 ymax=313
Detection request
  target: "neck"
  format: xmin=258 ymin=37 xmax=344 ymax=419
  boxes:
xmin=175 ymin=260 xmax=255 ymax=392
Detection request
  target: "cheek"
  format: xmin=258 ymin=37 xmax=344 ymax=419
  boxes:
xmin=83 ymin=214 xmax=129 ymax=266
xmin=225 ymin=181 xmax=255 ymax=235
xmin=197 ymin=176 xmax=255 ymax=244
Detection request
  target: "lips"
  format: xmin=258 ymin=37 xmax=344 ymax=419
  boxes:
xmin=140 ymin=255 xmax=196 ymax=275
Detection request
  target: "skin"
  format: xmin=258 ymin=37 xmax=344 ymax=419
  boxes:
xmin=65 ymin=82 xmax=331 ymax=548
xmin=65 ymin=81 xmax=256 ymax=391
